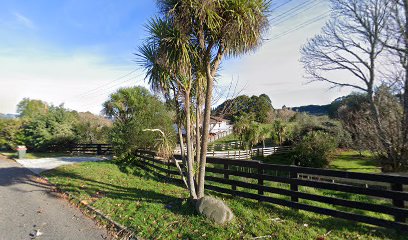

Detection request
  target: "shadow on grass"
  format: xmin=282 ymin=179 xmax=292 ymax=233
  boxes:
xmin=255 ymin=153 xmax=294 ymax=165
xmin=207 ymin=190 xmax=403 ymax=238
xmin=126 ymin=163 xmax=403 ymax=238
xmin=44 ymin=161 xmax=403 ymax=239
xmin=44 ymin=162 xmax=196 ymax=218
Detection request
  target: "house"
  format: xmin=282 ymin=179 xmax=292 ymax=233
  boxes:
xmin=209 ymin=116 xmax=233 ymax=140
xmin=173 ymin=116 xmax=233 ymax=142
xmin=210 ymin=116 xmax=232 ymax=134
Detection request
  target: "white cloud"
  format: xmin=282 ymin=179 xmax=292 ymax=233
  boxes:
xmin=13 ymin=12 xmax=36 ymax=30
xmin=0 ymin=51 xmax=148 ymax=114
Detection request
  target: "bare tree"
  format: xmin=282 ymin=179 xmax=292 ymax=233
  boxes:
xmin=300 ymin=0 xmax=408 ymax=170
xmin=385 ymin=0 xmax=408 ymax=162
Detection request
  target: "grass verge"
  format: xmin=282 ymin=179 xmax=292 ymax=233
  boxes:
xmin=43 ymin=161 xmax=404 ymax=240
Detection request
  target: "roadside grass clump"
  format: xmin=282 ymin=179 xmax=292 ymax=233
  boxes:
xmin=43 ymin=161 xmax=405 ymax=240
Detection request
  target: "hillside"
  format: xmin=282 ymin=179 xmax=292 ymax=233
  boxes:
xmin=291 ymin=104 xmax=331 ymax=116
xmin=0 ymin=113 xmax=18 ymax=119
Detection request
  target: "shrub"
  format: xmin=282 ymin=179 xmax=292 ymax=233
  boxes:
xmin=103 ymin=86 xmax=176 ymax=161
xmin=0 ymin=119 xmax=24 ymax=150
xmin=21 ymin=105 xmax=79 ymax=152
xmin=291 ymin=131 xmax=337 ymax=168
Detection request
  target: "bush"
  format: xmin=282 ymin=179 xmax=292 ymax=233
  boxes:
xmin=289 ymin=113 xmax=351 ymax=148
xmin=0 ymin=119 xmax=24 ymax=150
xmin=74 ymin=112 xmax=112 ymax=144
xmin=291 ymin=131 xmax=337 ymax=168
xmin=21 ymin=105 xmax=79 ymax=152
xmin=103 ymin=86 xmax=176 ymax=161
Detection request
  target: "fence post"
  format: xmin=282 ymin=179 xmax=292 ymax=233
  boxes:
xmin=258 ymin=163 xmax=264 ymax=201
xmin=290 ymin=169 xmax=299 ymax=203
xmin=224 ymin=163 xmax=237 ymax=194
xmin=96 ymin=144 xmax=102 ymax=155
xmin=391 ymin=182 xmax=406 ymax=223
xmin=167 ymin=158 xmax=171 ymax=178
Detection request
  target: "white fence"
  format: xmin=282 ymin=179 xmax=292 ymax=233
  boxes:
xmin=174 ymin=145 xmax=293 ymax=160
xmin=208 ymin=129 xmax=233 ymax=143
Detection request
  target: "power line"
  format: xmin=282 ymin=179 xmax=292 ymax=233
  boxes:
xmin=269 ymin=11 xmax=330 ymax=41
xmin=75 ymin=68 xmax=141 ymax=98
xmin=73 ymin=72 xmax=146 ymax=109
xmin=73 ymin=73 xmax=147 ymax=107
xmin=270 ymin=0 xmax=294 ymax=12
xmin=270 ymin=0 xmax=316 ymax=22
xmin=272 ymin=0 xmax=323 ymax=27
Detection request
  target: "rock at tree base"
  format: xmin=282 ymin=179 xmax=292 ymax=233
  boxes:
xmin=196 ymin=196 xmax=234 ymax=224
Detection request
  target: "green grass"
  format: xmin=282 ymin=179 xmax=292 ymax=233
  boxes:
xmin=258 ymin=149 xmax=381 ymax=174
xmin=43 ymin=161 xmax=405 ymax=240
xmin=209 ymin=133 xmax=240 ymax=146
xmin=330 ymin=150 xmax=381 ymax=173
xmin=256 ymin=152 xmax=293 ymax=165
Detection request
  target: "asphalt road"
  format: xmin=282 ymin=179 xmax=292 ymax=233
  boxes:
xmin=0 ymin=156 xmax=111 ymax=240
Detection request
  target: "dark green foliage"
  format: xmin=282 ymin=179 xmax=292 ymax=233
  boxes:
xmin=272 ymin=119 xmax=289 ymax=145
xmin=290 ymin=113 xmax=352 ymax=148
xmin=213 ymin=94 xmax=274 ymax=123
xmin=292 ymin=104 xmax=331 ymax=116
xmin=1 ymin=98 xmax=112 ymax=152
xmin=0 ymin=119 xmax=24 ymax=149
xmin=103 ymin=86 xmax=175 ymax=160
xmin=291 ymin=131 xmax=337 ymax=168
xmin=21 ymin=105 xmax=79 ymax=151
xmin=17 ymin=98 xmax=48 ymax=119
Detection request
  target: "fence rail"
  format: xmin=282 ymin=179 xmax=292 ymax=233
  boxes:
xmin=70 ymin=144 xmax=112 ymax=155
xmin=134 ymin=150 xmax=408 ymax=231
xmin=175 ymin=146 xmax=293 ymax=159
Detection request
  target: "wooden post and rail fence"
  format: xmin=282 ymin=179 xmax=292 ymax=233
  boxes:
xmin=69 ymin=144 xmax=112 ymax=155
xmin=70 ymin=145 xmax=408 ymax=231
xmin=135 ymin=150 xmax=408 ymax=231
xmin=73 ymin=143 xmax=292 ymax=160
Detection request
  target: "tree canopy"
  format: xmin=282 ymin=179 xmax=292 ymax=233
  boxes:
xmin=213 ymin=94 xmax=274 ymax=123
xmin=103 ymin=86 xmax=175 ymax=159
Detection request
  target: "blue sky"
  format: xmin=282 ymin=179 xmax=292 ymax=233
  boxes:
xmin=0 ymin=0 xmax=351 ymax=114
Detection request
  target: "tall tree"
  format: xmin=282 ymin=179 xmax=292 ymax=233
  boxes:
xmin=385 ymin=0 xmax=408 ymax=163
xmin=139 ymin=0 xmax=270 ymax=199
xmin=17 ymin=98 xmax=48 ymax=119
xmin=300 ymin=0 xmax=408 ymax=170
xmin=138 ymin=17 xmax=199 ymax=198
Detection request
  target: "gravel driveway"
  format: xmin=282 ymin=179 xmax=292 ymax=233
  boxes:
xmin=16 ymin=156 xmax=107 ymax=174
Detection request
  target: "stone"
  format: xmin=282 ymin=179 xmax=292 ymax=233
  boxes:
xmin=196 ymin=196 xmax=234 ymax=224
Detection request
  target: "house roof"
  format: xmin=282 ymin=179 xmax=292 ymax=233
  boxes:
xmin=210 ymin=116 xmax=228 ymax=123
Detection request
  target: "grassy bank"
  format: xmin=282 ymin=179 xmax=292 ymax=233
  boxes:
xmin=43 ymin=161 xmax=403 ymax=240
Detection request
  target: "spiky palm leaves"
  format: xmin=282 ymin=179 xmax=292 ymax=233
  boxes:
xmin=139 ymin=0 xmax=270 ymax=199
